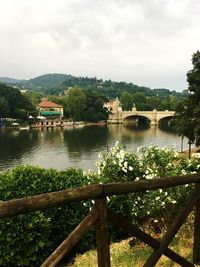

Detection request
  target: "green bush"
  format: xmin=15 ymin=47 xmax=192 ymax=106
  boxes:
xmin=90 ymin=143 xmax=198 ymax=224
xmin=0 ymin=166 xmax=92 ymax=266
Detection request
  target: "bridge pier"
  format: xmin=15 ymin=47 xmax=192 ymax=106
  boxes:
xmin=150 ymin=120 xmax=158 ymax=126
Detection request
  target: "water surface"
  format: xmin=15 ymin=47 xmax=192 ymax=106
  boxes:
xmin=0 ymin=125 xmax=189 ymax=172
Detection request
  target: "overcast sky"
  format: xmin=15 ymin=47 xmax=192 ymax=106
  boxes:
xmin=0 ymin=0 xmax=200 ymax=91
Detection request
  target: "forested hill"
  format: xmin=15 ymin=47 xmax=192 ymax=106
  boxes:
xmin=25 ymin=73 xmax=73 ymax=90
xmin=0 ymin=73 xmax=188 ymax=99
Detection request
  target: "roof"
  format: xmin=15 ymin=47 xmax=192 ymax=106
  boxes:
xmin=39 ymin=99 xmax=63 ymax=108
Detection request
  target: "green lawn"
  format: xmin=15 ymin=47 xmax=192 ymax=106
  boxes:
xmin=69 ymin=216 xmax=200 ymax=267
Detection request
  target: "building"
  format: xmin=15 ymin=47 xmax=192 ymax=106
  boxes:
xmin=38 ymin=99 xmax=64 ymax=119
xmin=103 ymin=97 xmax=122 ymax=113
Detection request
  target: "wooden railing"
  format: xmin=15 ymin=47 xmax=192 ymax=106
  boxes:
xmin=1 ymin=173 xmax=200 ymax=266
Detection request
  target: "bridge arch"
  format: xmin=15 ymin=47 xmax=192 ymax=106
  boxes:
xmin=123 ymin=114 xmax=152 ymax=123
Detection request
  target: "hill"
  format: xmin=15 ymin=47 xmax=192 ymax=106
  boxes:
xmin=0 ymin=77 xmax=24 ymax=84
xmin=25 ymin=73 xmax=73 ymax=90
xmin=0 ymin=73 xmax=189 ymax=100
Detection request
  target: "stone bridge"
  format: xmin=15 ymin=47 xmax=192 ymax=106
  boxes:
xmin=108 ymin=108 xmax=175 ymax=126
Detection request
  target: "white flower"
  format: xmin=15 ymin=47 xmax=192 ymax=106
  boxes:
xmin=181 ymin=169 xmax=187 ymax=175
xmin=146 ymin=174 xmax=154 ymax=180
xmin=129 ymin=166 xmax=133 ymax=171
xmin=123 ymin=161 xmax=128 ymax=168
xmin=159 ymin=189 xmax=162 ymax=193
xmin=122 ymin=167 xmax=127 ymax=173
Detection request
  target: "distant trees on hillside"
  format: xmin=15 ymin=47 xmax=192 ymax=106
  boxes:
xmin=47 ymin=88 xmax=109 ymax=122
xmin=119 ymin=90 xmax=181 ymax=111
xmin=0 ymin=83 xmax=35 ymax=119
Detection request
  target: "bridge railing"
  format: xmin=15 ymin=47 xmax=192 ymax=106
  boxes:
xmin=0 ymin=173 xmax=200 ymax=266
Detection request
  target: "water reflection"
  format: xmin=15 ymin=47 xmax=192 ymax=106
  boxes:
xmin=0 ymin=124 xmax=189 ymax=172
xmin=0 ymin=130 xmax=39 ymax=170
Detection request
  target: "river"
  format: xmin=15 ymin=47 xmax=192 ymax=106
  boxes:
xmin=0 ymin=124 xmax=189 ymax=172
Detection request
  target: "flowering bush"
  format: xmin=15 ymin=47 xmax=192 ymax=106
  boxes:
xmin=89 ymin=143 xmax=200 ymax=224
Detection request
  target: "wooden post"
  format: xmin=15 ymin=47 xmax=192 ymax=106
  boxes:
xmin=95 ymin=198 xmax=111 ymax=267
xmin=41 ymin=208 xmax=98 ymax=267
xmin=143 ymin=189 xmax=200 ymax=267
xmin=193 ymin=183 xmax=200 ymax=264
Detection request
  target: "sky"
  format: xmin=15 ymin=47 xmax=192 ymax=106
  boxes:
xmin=0 ymin=0 xmax=200 ymax=91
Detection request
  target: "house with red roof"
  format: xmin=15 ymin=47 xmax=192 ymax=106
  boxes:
xmin=38 ymin=99 xmax=64 ymax=119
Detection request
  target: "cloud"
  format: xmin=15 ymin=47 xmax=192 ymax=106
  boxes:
xmin=0 ymin=0 xmax=199 ymax=90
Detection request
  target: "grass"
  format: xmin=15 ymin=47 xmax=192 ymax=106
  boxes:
xmin=69 ymin=215 xmax=200 ymax=267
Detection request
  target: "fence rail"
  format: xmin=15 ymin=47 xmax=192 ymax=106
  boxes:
xmin=0 ymin=173 xmax=200 ymax=266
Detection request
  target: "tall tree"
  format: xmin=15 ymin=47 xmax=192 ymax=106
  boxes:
xmin=120 ymin=91 xmax=133 ymax=110
xmin=175 ymin=51 xmax=200 ymax=156
xmin=187 ymin=50 xmax=200 ymax=146
xmin=66 ymin=87 xmax=86 ymax=121
xmin=175 ymin=100 xmax=195 ymax=157
xmin=0 ymin=96 xmax=8 ymax=117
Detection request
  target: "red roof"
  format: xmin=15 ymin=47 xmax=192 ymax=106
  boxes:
xmin=39 ymin=99 xmax=63 ymax=108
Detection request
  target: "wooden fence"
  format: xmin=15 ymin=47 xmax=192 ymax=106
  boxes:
xmin=0 ymin=173 xmax=200 ymax=266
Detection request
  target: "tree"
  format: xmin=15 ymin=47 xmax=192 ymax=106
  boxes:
xmin=175 ymin=100 xmax=195 ymax=158
xmin=0 ymin=96 xmax=8 ymax=117
xmin=120 ymin=91 xmax=133 ymax=110
xmin=66 ymin=87 xmax=86 ymax=120
xmin=187 ymin=50 xmax=200 ymax=146
xmin=132 ymin=92 xmax=148 ymax=110
xmin=175 ymin=51 xmax=200 ymax=157
xmin=0 ymin=83 xmax=35 ymax=119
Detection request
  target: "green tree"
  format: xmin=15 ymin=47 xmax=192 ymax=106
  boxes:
xmin=147 ymin=96 xmax=159 ymax=110
xmin=120 ymin=91 xmax=133 ymax=110
xmin=175 ymin=100 xmax=195 ymax=157
xmin=0 ymin=83 xmax=35 ymax=119
xmin=175 ymin=51 xmax=200 ymax=157
xmin=0 ymin=96 xmax=8 ymax=117
xmin=66 ymin=87 xmax=86 ymax=120
xmin=187 ymin=50 xmax=200 ymax=146
xmin=132 ymin=92 xmax=148 ymax=110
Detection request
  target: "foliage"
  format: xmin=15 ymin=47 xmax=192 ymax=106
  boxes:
xmin=120 ymin=91 xmax=133 ymax=110
xmin=83 ymin=89 xmax=108 ymax=122
xmin=66 ymin=87 xmax=86 ymax=121
xmin=89 ymin=143 xmax=198 ymax=224
xmin=0 ymin=83 xmax=35 ymax=119
xmin=175 ymin=51 xmax=200 ymax=146
xmin=0 ymin=96 xmax=8 ymax=117
xmin=0 ymin=166 xmax=91 ymax=266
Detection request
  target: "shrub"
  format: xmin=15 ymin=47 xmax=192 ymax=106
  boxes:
xmin=0 ymin=166 xmax=92 ymax=266
xmin=90 ymin=143 xmax=199 ymax=224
